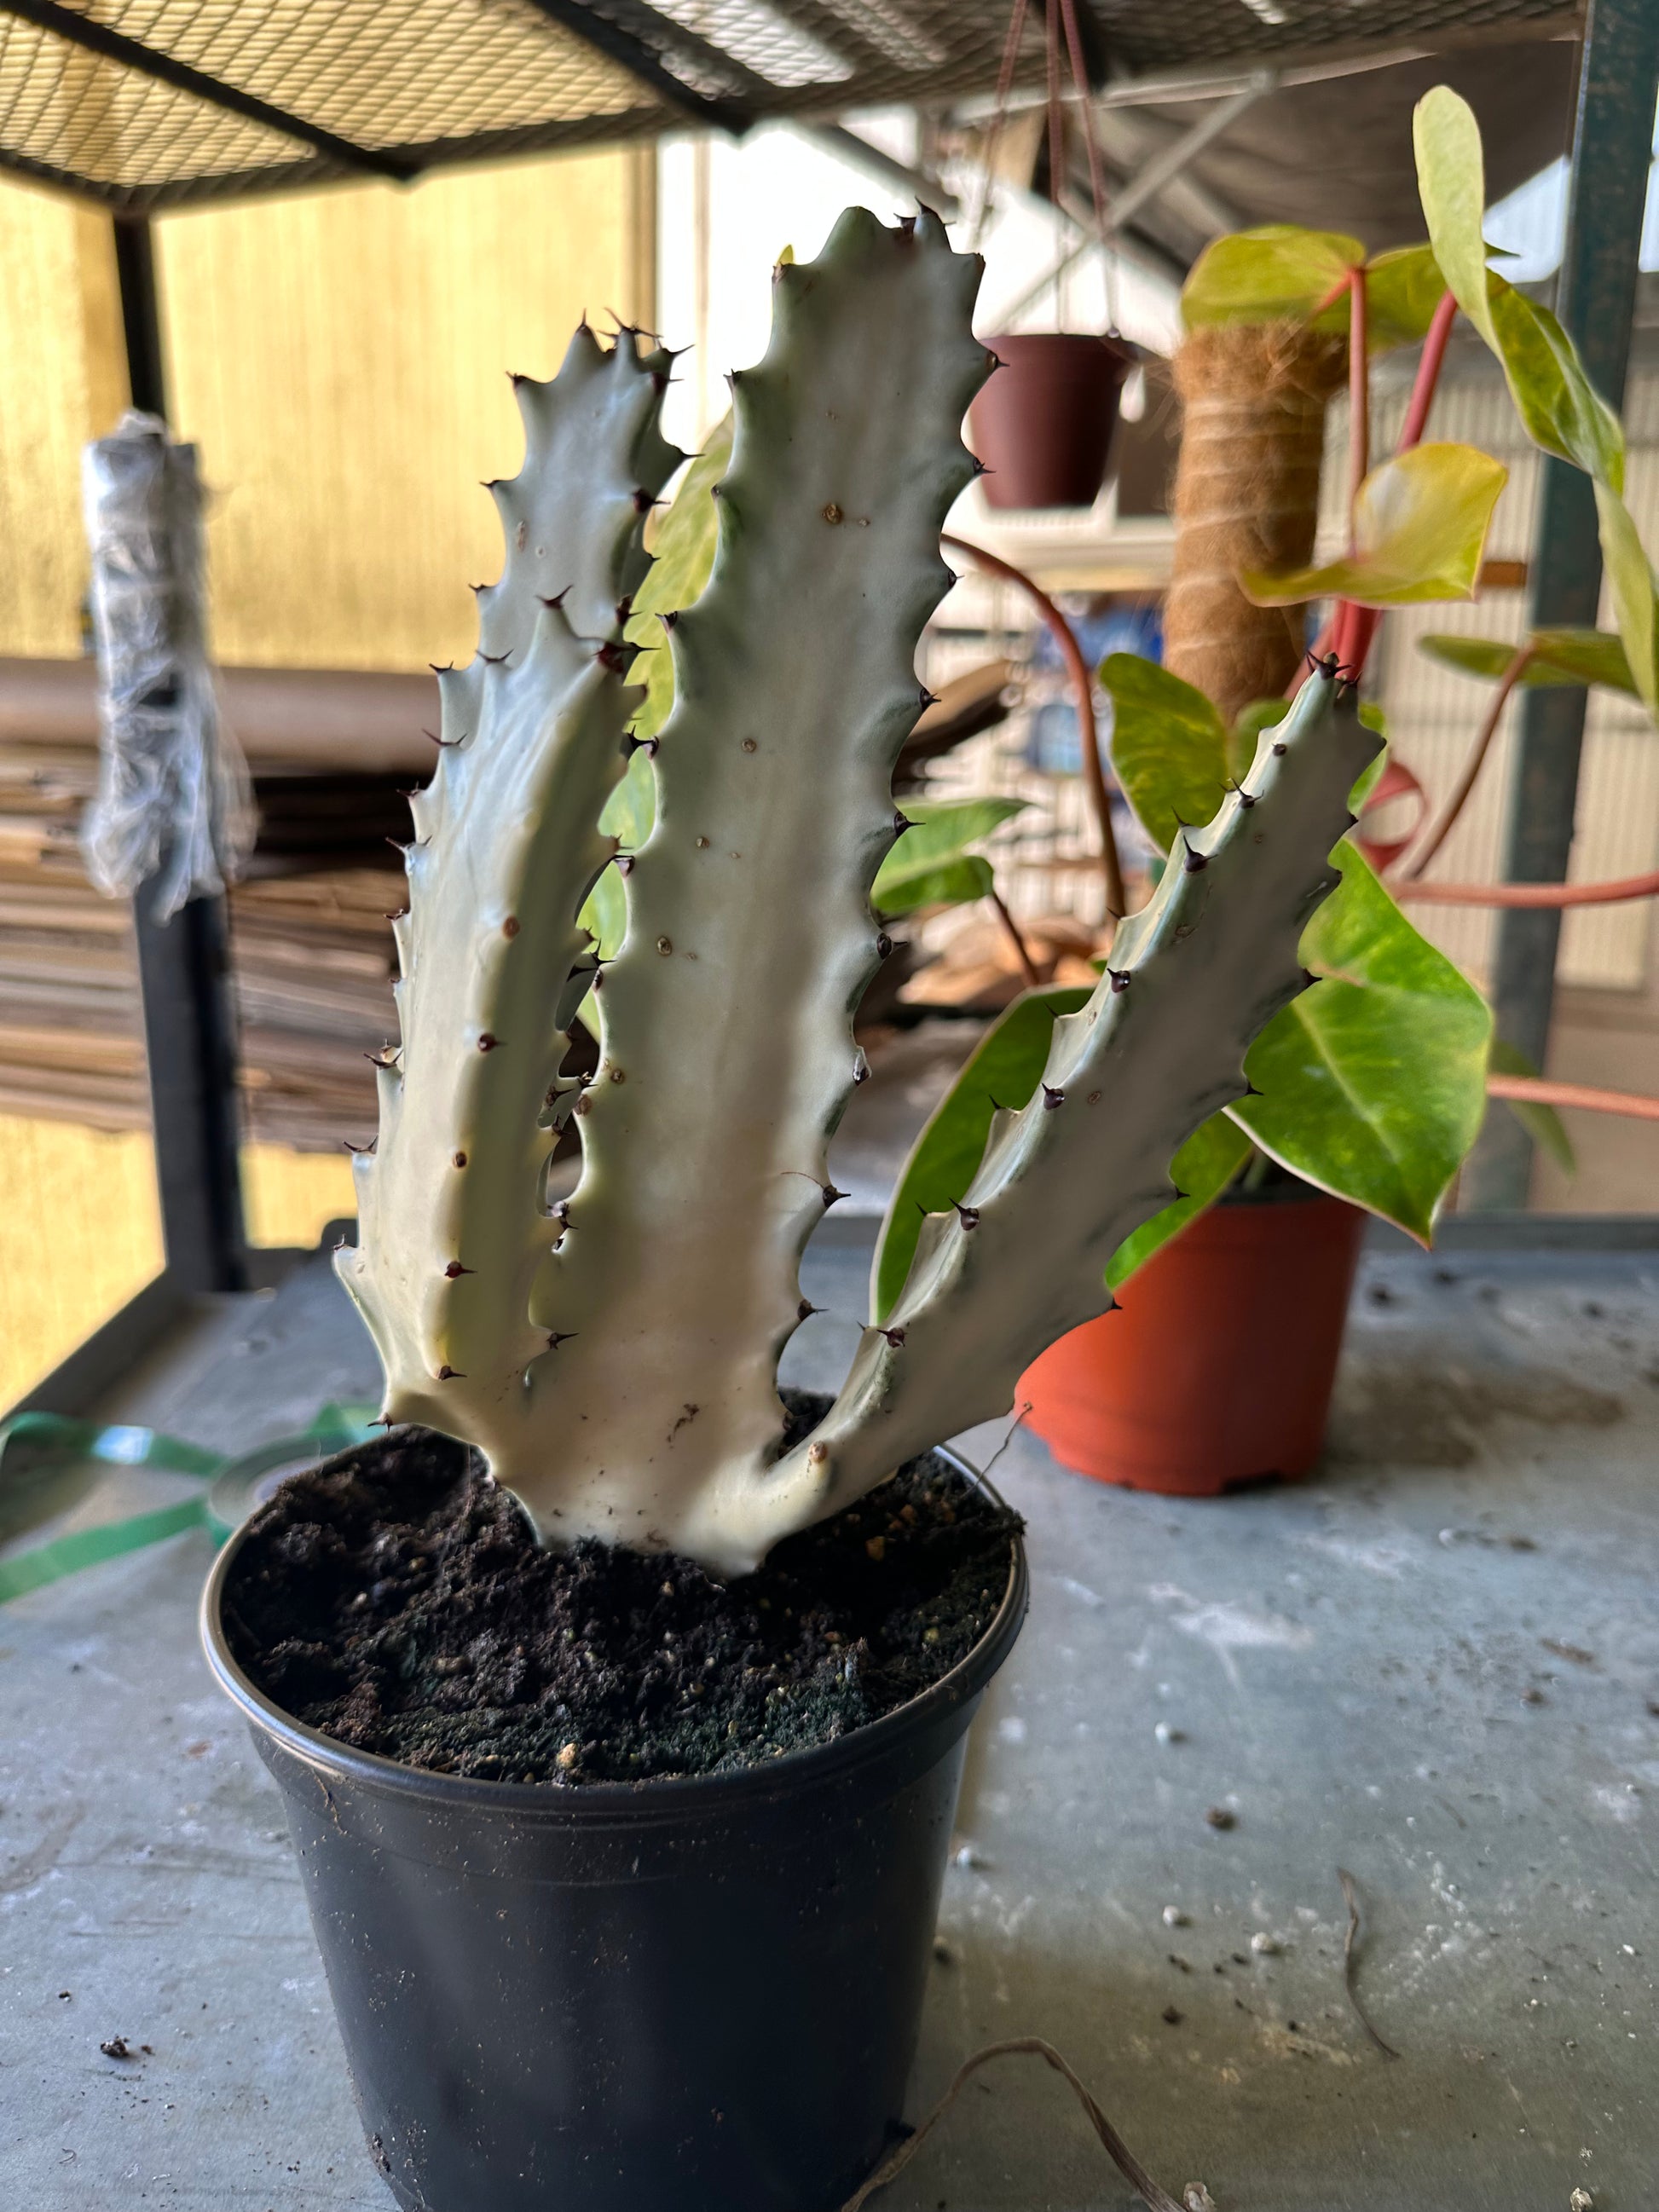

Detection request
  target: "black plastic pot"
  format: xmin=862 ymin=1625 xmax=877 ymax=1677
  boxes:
xmin=200 ymin=1446 xmax=1026 ymax=2212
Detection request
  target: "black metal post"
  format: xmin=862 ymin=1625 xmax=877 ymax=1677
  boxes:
xmin=1464 ymin=0 xmax=1659 ymax=1210
xmin=113 ymin=214 xmax=249 ymax=1292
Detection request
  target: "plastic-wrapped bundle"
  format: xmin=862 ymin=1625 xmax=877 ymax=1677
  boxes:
xmin=81 ymin=411 xmax=253 ymax=920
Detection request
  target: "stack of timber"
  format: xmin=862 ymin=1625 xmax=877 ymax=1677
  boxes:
xmin=0 ymin=659 xmax=432 ymax=1152
xmin=0 ymin=659 xmax=1009 ymax=1152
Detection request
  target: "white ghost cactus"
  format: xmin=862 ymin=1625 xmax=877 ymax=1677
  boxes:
xmin=340 ymin=209 xmax=1378 ymax=1576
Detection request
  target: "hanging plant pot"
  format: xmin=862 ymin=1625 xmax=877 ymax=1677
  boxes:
xmin=1018 ymin=1187 xmax=1367 ymax=1494
xmin=201 ymin=1437 xmax=1026 ymax=2212
xmin=968 ymin=332 xmax=1133 ymax=510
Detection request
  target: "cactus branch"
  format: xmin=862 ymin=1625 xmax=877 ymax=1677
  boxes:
xmin=758 ymin=667 xmax=1379 ymax=1538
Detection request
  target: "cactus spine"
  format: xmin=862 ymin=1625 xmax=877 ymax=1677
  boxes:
xmin=340 ymin=215 xmax=1379 ymax=1578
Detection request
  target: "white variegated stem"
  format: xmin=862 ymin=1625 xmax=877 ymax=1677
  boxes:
xmin=488 ymin=210 xmax=990 ymax=1569
xmin=749 ymin=668 xmax=1379 ymax=1556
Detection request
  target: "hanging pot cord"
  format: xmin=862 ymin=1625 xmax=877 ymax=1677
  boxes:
xmin=972 ymin=0 xmax=1121 ymax=334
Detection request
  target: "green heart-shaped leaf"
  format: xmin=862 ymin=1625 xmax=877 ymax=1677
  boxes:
xmin=1182 ymin=224 xmax=1365 ymax=327
xmin=1240 ymin=442 xmax=1506 ymax=609
xmin=871 ymin=985 xmax=1090 ymax=1321
xmin=1229 ymin=842 xmax=1491 ymax=1241
xmin=1309 ymin=242 xmax=1448 ymax=352
xmin=1104 ymin=1112 xmax=1253 ymax=1291
xmin=1101 ymin=653 xmax=1229 ymax=855
xmin=1419 ymin=628 xmax=1639 ymax=694
xmin=1488 ymin=1039 xmax=1575 ymax=1173
xmin=871 ymin=796 xmax=1026 ymax=916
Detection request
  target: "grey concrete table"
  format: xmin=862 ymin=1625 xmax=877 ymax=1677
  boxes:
xmin=2 ymin=1227 xmax=1655 ymax=2211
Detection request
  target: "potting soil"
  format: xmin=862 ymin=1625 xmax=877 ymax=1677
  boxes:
xmin=223 ymin=1393 xmax=1020 ymax=1784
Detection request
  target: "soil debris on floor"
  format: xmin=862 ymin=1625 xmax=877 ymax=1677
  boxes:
xmin=223 ymin=1393 xmax=1020 ymax=1785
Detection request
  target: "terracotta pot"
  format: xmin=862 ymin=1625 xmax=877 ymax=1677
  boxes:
xmin=1019 ymin=1192 xmax=1367 ymax=1495
xmin=969 ymin=332 xmax=1132 ymax=509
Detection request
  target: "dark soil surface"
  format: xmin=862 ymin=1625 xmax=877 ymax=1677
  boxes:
xmin=223 ymin=1393 xmax=1020 ymax=1786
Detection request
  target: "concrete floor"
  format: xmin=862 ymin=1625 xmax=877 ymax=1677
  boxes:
xmin=1 ymin=1229 xmax=1656 ymax=2210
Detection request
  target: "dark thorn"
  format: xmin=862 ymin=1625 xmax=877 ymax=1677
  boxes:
xmin=1243 ymin=1081 xmax=1263 ymax=1097
xmin=468 ymin=581 xmax=487 ymax=596
xmin=552 ymin=1200 xmax=571 ymax=1227
xmin=508 ymin=369 xmax=529 ymax=387
xmin=1171 ymin=1187 xmax=1190 ymax=1203
xmin=540 ymin=586 xmax=571 ymax=610
xmin=430 ymin=661 xmax=454 ymax=675
xmin=986 ymin=349 xmax=1006 ymax=373
xmin=453 ymin=1151 xmax=467 ymax=1167
xmin=797 ymin=1299 xmax=823 ymax=1322
xmin=1302 ymin=967 xmax=1319 ymax=990
xmin=343 ymin=1138 xmax=376 ymax=1154
xmin=881 ymin=1325 xmax=908 ymax=1349
xmin=633 ymin=487 xmax=653 ymax=513
xmin=384 ymin=905 xmax=408 ymax=921
xmin=970 ymin=453 xmax=993 ymax=477
xmin=942 ymin=567 xmax=958 ymax=590
xmin=1238 ymin=786 xmax=1257 ymax=809
xmin=436 ymin=1366 xmax=464 ymax=1381
xmin=956 ymin=1203 xmax=980 ymax=1230
xmin=853 ymin=1058 xmax=871 ymax=1084
xmin=422 ymin=727 xmax=460 ymax=748
xmin=876 ymin=933 xmax=893 ymax=959
xmin=596 ymin=639 xmax=630 ymax=675
xmin=651 ymin=369 xmax=669 ymax=394
xmin=477 ymin=1032 xmax=501 ymax=1052
xmin=898 ymin=212 xmax=917 ymax=235
xmin=1272 ymin=741 xmax=1288 ymax=757
xmin=443 ymin=1261 xmax=474 ymax=1279
xmin=1182 ymin=840 xmax=1209 ymax=874
xmin=364 ymin=1048 xmax=401 ymax=1069
xmin=918 ymin=685 xmax=941 ymax=709
xmin=478 ymin=650 xmax=510 ymax=667
xmin=893 ymin=808 xmax=915 ymax=835
xmin=546 ymin=1331 xmax=577 ymax=1350
xmin=662 ymin=608 xmax=679 ymax=629
xmin=1107 ymin=967 xmax=1131 ymax=993
xmin=1042 ymin=1084 xmax=1066 ymax=1111
xmin=481 ymin=477 xmax=506 ymax=492
xmin=822 ymin=1183 xmax=850 ymax=1210
xmin=592 ymin=970 xmax=604 ymax=992
xmin=368 ymin=1414 xmax=396 ymax=1429
xmin=615 ymin=594 xmax=633 ymax=627
xmin=987 ymin=1096 xmax=1008 ymax=1113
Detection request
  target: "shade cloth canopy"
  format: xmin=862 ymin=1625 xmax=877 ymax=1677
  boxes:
xmin=0 ymin=0 xmax=1581 ymax=219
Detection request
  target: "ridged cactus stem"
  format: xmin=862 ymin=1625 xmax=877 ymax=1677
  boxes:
xmin=757 ymin=667 xmax=1379 ymax=1543
xmin=337 ymin=330 xmax=680 ymax=1441
xmin=501 ymin=210 xmax=988 ymax=1569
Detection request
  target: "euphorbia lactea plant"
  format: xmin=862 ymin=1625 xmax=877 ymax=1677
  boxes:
xmin=340 ymin=211 xmax=1376 ymax=1576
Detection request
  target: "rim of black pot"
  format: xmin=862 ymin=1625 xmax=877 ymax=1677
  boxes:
xmin=199 ymin=1442 xmax=1028 ymax=1822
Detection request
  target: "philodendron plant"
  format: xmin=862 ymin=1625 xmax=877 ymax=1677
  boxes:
xmin=339 ymin=210 xmax=1376 ymax=1577
xmin=893 ymin=87 xmax=1659 ymax=1304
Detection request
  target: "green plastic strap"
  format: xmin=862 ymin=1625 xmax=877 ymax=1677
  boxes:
xmin=0 ymin=1405 xmax=379 ymax=1603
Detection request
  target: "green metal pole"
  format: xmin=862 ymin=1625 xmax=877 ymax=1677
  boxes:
xmin=1465 ymin=0 xmax=1659 ymax=1210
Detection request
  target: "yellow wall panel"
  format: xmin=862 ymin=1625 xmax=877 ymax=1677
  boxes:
xmin=157 ymin=147 xmax=655 ymax=672
xmin=0 ymin=1116 xmax=160 ymax=1407
xmin=0 ymin=178 xmax=127 ymax=656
